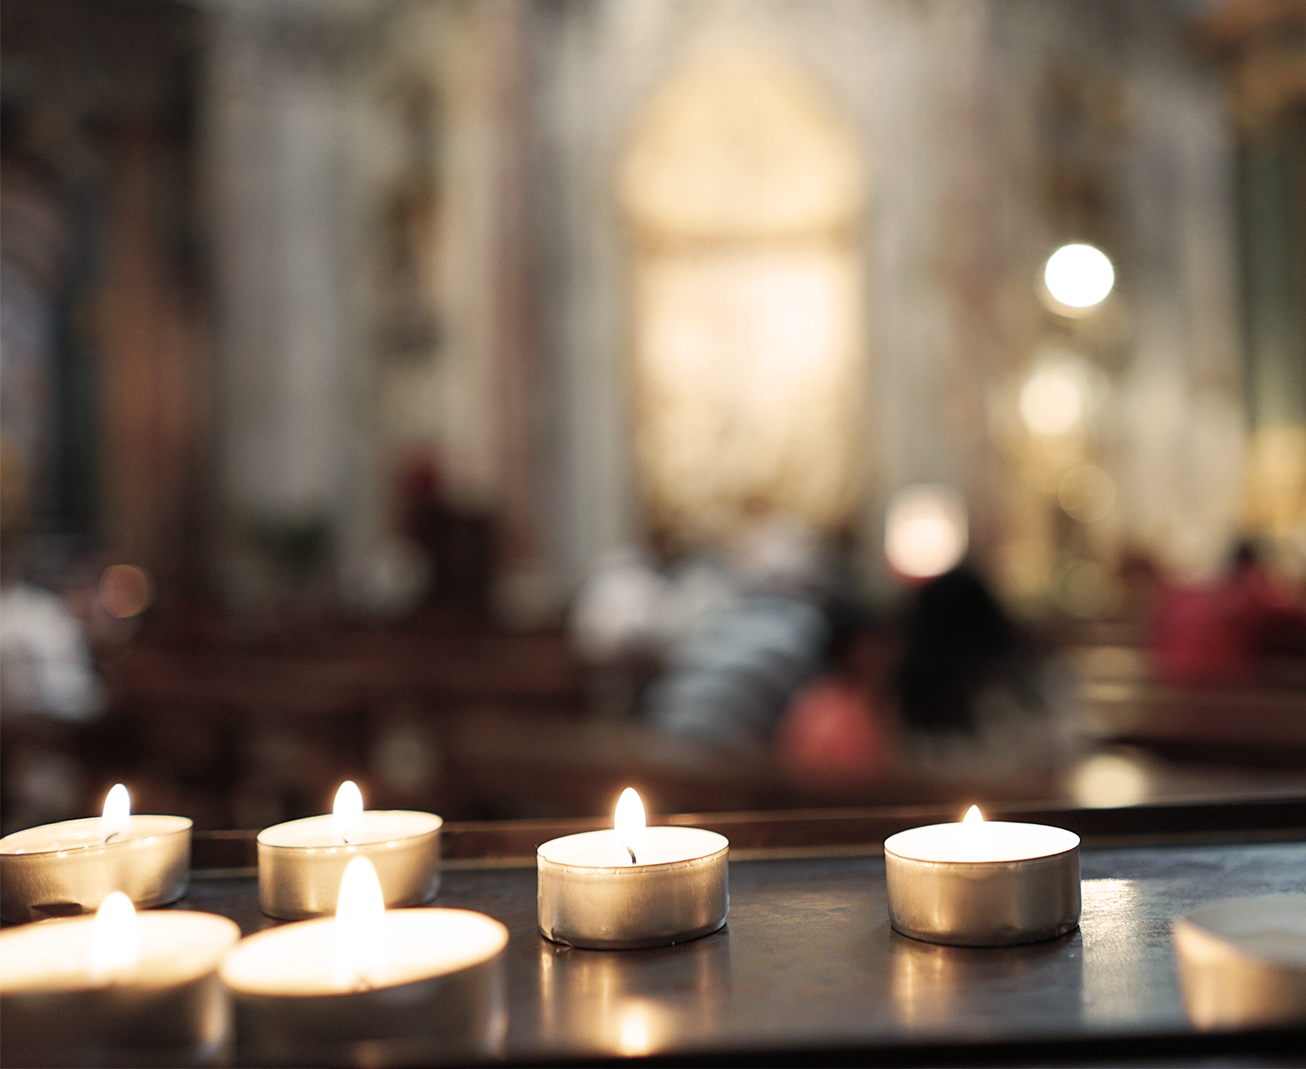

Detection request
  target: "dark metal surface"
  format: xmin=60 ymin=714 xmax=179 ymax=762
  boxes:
xmin=177 ymin=839 xmax=1306 ymax=1065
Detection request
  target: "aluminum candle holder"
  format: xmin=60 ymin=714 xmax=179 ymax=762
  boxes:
xmin=257 ymin=809 xmax=441 ymax=920
xmin=220 ymin=907 xmax=509 ymax=1067
xmin=537 ymin=826 xmax=729 ymax=949
xmin=1173 ymin=895 xmax=1306 ymax=1030
xmin=883 ymin=812 xmax=1080 ymax=947
xmin=0 ymin=908 xmax=240 ymax=1068
xmin=0 ymin=816 xmax=191 ymax=924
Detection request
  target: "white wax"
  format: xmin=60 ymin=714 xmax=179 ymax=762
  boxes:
xmin=536 ymin=826 xmax=727 ymax=869
xmin=883 ymin=821 xmax=1079 ymax=864
xmin=0 ymin=911 xmax=239 ymax=993
xmin=220 ymin=908 xmax=508 ymax=996
xmin=0 ymin=815 xmax=191 ymax=856
xmin=258 ymin=810 xmax=440 ymax=849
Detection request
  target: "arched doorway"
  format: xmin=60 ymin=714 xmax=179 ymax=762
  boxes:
xmin=619 ymin=53 xmax=867 ymax=549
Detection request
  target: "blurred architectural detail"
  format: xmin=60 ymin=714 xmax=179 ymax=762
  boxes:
xmin=620 ymin=54 xmax=865 ymax=547
xmin=1199 ymin=0 xmax=1306 ymax=578
xmin=3 ymin=0 xmax=1303 ymax=829
xmin=204 ymin=0 xmax=545 ymax=616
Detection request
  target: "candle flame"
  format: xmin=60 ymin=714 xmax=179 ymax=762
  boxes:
xmin=614 ymin=787 xmax=647 ymax=865
xmin=332 ymin=780 xmax=364 ymax=845
xmin=100 ymin=783 xmax=131 ymax=843
xmin=333 ymin=857 xmax=387 ymax=990
xmin=91 ymin=892 xmax=139 ymax=981
xmin=960 ymin=804 xmax=987 ymax=861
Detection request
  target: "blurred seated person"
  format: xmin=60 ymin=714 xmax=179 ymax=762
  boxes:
xmin=1150 ymin=541 xmax=1306 ymax=686
xmin=894 ymin=566 xmax=1070 ymax=773
xmin=643 ymin=515 xmax=830 ymax=749
xmin=774 ymin=602 xmax=898 ymax=784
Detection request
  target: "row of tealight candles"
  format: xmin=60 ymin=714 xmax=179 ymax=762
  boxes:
xmin=0 ymin=782 xmax=1081 ymax=1065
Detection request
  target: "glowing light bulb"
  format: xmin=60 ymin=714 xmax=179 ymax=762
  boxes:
xmin=91 ymin=892 xmax=139 ymax=981
xmin=1043 ymin=243 xmax=1114 ymax=310
xmin=333 ymin=857 xmax=387 ymax=990
xmin=100 ymin=783 xmax=131 ymax=843
xmin=332 ymin=781 xmax=364 ymax=845
xmin=614 ymin=787 xmax=647 ymax=865
xmin=884 ymin=485 xmax=968 ymax=579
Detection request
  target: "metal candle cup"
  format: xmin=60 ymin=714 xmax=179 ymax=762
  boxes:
xmin=220 ymin=907 xmax=509 ymax=1066
xmin=0 ymin=815 xmax=191 ymax=923
xmin=0 ymin=909 xmax=240 ymax=1068
xmin=537 ymin=827 xmax=729 ymax=949
xmin=257 ymin=810 xmax=441 ymax=919
xmin=1173 ymin=895 xmax=1306 ymax=1030
xmin=883 ymin=818 xmax=1080 ymax=946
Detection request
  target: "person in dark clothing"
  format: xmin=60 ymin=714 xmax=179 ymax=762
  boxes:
xmin=896 ymin=566 xmax=1042 ymax=738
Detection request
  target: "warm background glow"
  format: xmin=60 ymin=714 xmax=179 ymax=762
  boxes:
xmin=884 ymin=485 xmax=968 ymax=579
xmin=1042 ymin=243 xmax=1115 ymax=310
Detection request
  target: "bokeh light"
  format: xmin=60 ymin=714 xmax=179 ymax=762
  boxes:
xmin=1019 ymin=361 xmax=1087 ymax=437
xmin=1058 ymin=465 xmax=1116 ymax=523
xmin=99 ymin=565 xmax=154 ymax=619
xmin=1072 ymin=753 xmax=1149 ymax=808
xmin=1043 ymin=243 xmax=1114 ymax=310
xmin=884 ymin=484 xmax=968 ymax=579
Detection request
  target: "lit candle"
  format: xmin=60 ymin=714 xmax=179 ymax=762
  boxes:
xmin=537 ymin=788 xmax=729 ymax=949
xmin=222 ymin=857 xmax=509 ymax=1065
xmin=0 ymin=892 xmax=240 ymax=1066
xmin=883 ymin=805 xmax=1080 ymax=946
xmin=0 ymin=784 xmax=191 ymax=923
xmin=256 ymin=779 xmax=441 ymax=919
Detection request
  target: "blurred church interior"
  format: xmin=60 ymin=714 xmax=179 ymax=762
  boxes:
xmin=2 ymin=0 xmax=1304 ymax=833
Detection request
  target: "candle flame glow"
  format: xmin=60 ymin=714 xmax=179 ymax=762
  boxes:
xmin=614 ymin=787 xmax=647 ymax=865
xmin=333 ymin=857 xmax=388 ymax=990
xmin=332 ymin=781 xmax=365 ymax=845
xmin=91 ymin=892 xmax=139 ymax=981
xmin=960 ymin=804 xmax=986 ymax=861
xmin=100 ymin=783 xmax=131 ymax=843
xmin=618 ymin=1004 xmax=655 ymax=1056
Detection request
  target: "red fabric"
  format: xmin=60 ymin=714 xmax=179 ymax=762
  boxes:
xmin=775 ymin=678 xmax=889 ymax=782
xmin=1150 ymin=565 xmax=1306 ymax=685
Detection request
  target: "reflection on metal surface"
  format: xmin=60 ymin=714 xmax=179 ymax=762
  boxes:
xmin=891 ymin=928 xmax=1084 ymax=1030
xmin=537 ymin=930 xmax=730 ymax=1055
xmin=1080 ymin=877 xmax=1153 ymax=1026
xmin=891 ymin=937 xmax=959 ymax=1027
xmin=617 ymin=1002 xmax=659 ymax=1056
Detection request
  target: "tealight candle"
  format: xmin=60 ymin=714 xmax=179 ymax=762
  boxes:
xmin=0 ymin=784 xmax=191 ymax=923
xmin=257 ymin=780 xmax=441 ymax=919
xmin=1172 ymin=895 xmax=1306 ymax=1030
xmin=537 ymin=788 xmax=729 ymax=949
xmin=883 ymin=806 xmax=1080 ymax=946
xmin=222 ymin=857 xmax=509 ymax=1065
xmin=0 ymin=892 xmax=240 ymax=1067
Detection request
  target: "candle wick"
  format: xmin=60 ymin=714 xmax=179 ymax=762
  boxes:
xmin=103 ymin=831 xmax=120 ymax=844
xmin=626 ymin=846 xmax=637 ymax=865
